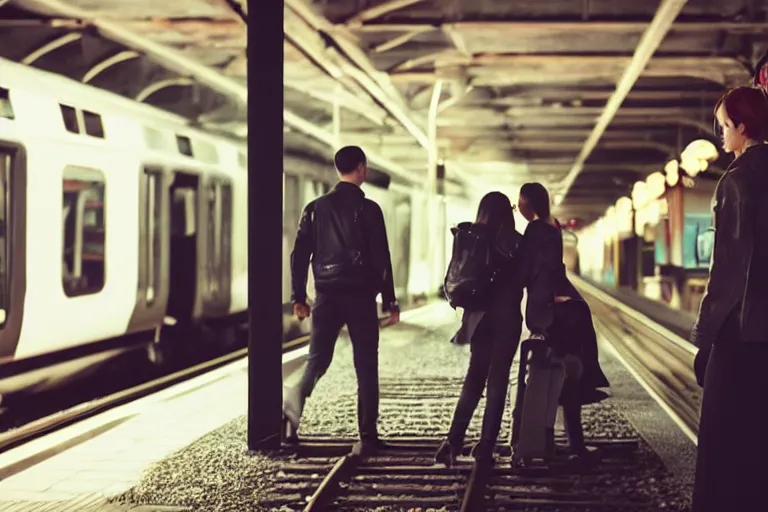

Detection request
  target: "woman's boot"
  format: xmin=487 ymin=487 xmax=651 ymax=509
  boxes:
xmin=562 ymin=402 xmax=597 ymax=463
xmin=470 ymin=440 xmax=495 ymax=465
xmin=435 ymin=439 xmax=462 ymax=468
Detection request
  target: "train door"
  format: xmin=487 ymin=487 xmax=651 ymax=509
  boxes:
xmin=128 ymin=167 xmax=168 ymax=334
xmin=166 ymin=171 xmax=198 ymax=324
xmin=0 ymin=144 xmax=25 ymax=361
xmin=202 ymin=177 xmax=232 ymax=316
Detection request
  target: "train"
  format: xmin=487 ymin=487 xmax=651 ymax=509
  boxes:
xmin=0 ymin=56 xmax=416 ymax=402
xmin=0 ymin=55 xmax=581 ymax=405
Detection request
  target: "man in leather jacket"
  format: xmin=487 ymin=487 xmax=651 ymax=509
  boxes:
xmin=284 ymin=145 xmax=400 ymax=457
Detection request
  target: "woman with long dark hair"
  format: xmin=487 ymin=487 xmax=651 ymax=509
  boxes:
xmin=516 ymin=182 xmax=609 ymax=459
xmin=435 ymin=191 xmax=524 ymax=465
xmin=691 ymin=86 xmax=768 ymax=512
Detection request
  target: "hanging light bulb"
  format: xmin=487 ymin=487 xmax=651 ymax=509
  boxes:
xmin=631 ymin=182 xmax=648 ymax=210
xmin=646 ymin=172 xmax=666 ymax=199
xmin=664 ymin=159 xmax=679 ymax=174
xmin=665 ymin=160 xmax=680 ymax=187
xmin=680 ymin=154 xmax=701 ymax=176
xmin=680 ymin=139 xmax=719 ymax=177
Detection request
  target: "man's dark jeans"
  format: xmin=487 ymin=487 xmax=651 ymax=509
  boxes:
xmin=298 ymin=290 xmax=380 ymax=441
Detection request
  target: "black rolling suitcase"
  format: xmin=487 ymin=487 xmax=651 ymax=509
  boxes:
xmin=510 ymin=338 xmax=566 ymax=466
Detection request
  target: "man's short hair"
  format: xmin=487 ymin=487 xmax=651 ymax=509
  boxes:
xmin=334 ymin=146 xmax=367 ymax=174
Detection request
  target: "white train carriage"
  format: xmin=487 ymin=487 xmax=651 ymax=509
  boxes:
xmin=0 ymin=57 xmax=249 ymax=399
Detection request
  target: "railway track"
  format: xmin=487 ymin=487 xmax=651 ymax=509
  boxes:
xmin=266 ymin=436 xmax=647 ymax=511
xmin=258 ymin=284 xmax=700 ymax=511
xmin=262 ymin=373 xmax=667 ymax=512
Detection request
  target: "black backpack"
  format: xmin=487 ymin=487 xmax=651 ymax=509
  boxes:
xmin=443 ymin=222 xmax=495 ymax=311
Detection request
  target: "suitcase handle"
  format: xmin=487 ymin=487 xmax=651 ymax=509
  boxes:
xmin=521 ymin=338 xmax=556 ymax=365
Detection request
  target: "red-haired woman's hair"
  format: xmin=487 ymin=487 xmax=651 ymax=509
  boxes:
xmin=715 ymin=86 xmax=768 ymax=141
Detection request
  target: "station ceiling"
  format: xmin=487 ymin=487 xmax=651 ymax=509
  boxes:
xmin=1 ymin=0 xmax=765 ymax=221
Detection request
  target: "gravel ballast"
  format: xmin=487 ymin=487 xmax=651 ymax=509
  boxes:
xmin=112 ymin=303 xmax=692 ymax=511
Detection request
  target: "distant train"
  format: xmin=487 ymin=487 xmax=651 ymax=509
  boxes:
xmin=0 ymin=57 xmax=415 ymax=402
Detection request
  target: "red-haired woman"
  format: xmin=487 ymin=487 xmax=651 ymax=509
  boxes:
xmin=691 ymin=86 xmax=768 ymax=512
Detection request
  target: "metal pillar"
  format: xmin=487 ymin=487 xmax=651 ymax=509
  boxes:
xmin=247 ymin=0 xmax=284 ymax=451
xmin=425 ymin=80 xmax=443 ymax=293
xmin=426 ymin=80 xmax=443 ymax=197
xmin=332 ymin=83 xmax=342 ymax=149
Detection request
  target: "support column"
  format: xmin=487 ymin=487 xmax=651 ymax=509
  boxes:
xmin=247 ymin=0 xmax=284 ymax=450
xmin=424 ymin=80 xmax=443 ymax=294
xmin=332 ymin=83 xmax=342 ymax=149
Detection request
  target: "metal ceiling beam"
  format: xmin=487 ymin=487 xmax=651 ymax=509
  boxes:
xmin=0 ymin=18 xmax=83 ymax=27
xmin=372 ymin=28 xmax=430 ymax=53
xmin=503 ymin=106 xmax=708 ymax=117
xmin=457 ymin=139 xmax=676 ymax=154
xmin=433 ymin=106 xmax=711 ymax=119
xmin=389 ymin=54 xmax=747 ymax=85
xmin=345 ymin=131 xmax=677 ymax=148
xmin=435 ymin=115 xmax=713 ymax=131
xmin=82 ymin=49 xmax=141 ymax=83
xmin=136 ymin=77 xmax=195 ymax=102
xmin=389 ymin=54 xmax=744 ymax=73
xmin=21 ymin=31 xmax=82 ymax=65
xmin=284 ymin=0 xmax=431 ymax=150
xmin=350 ymin=20 xmax=768 ymax=34
xmin=554 ymin=0 xmax=690 ymax=201
xmin=345 ymin=0 xmax=425 ymax=26
xmin=451 ymin=89 xmax=724 ymax=106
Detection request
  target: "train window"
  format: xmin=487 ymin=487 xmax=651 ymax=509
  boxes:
xmin=82 ymin=110 xmax=105 ymax=139
xmin=59 ymin=105 xmax=79 ymax=134
xmin=62 ymin=167 xmax=106 ymax=297
xmin=221 ymin=182 xmax=232 ymax=281
xmin=206 ymin=181 xmax=221 ymax=294
xmin=0 ymin=152 xmax=10 ymax=325
xmin=0 ymin=88 xmax=14 ymax=120
xmin=176 ymin=135 xmax=193 ymax=157
xmin=171 ymin=188 xmax=196 ymax=236
xmin=144 ymin=169 xmax=162 ymax=304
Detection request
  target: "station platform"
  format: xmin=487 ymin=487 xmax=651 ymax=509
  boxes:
xmin=0 ymin=300 xmax=696 ymax=511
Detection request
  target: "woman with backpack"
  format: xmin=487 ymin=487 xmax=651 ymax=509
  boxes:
xmin=435 ymin=191 xmax=525 ymax=466
xmin=515 ymin=182 xmax=609 ymax=461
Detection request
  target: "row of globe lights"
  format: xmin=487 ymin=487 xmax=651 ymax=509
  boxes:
xmin=617 ymin=138 xmax=720 ymax=215
xmin=585 ymin=138 xmax=720 ymax=240
xmin=598 ymin=139 xmax=719 ymax=239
